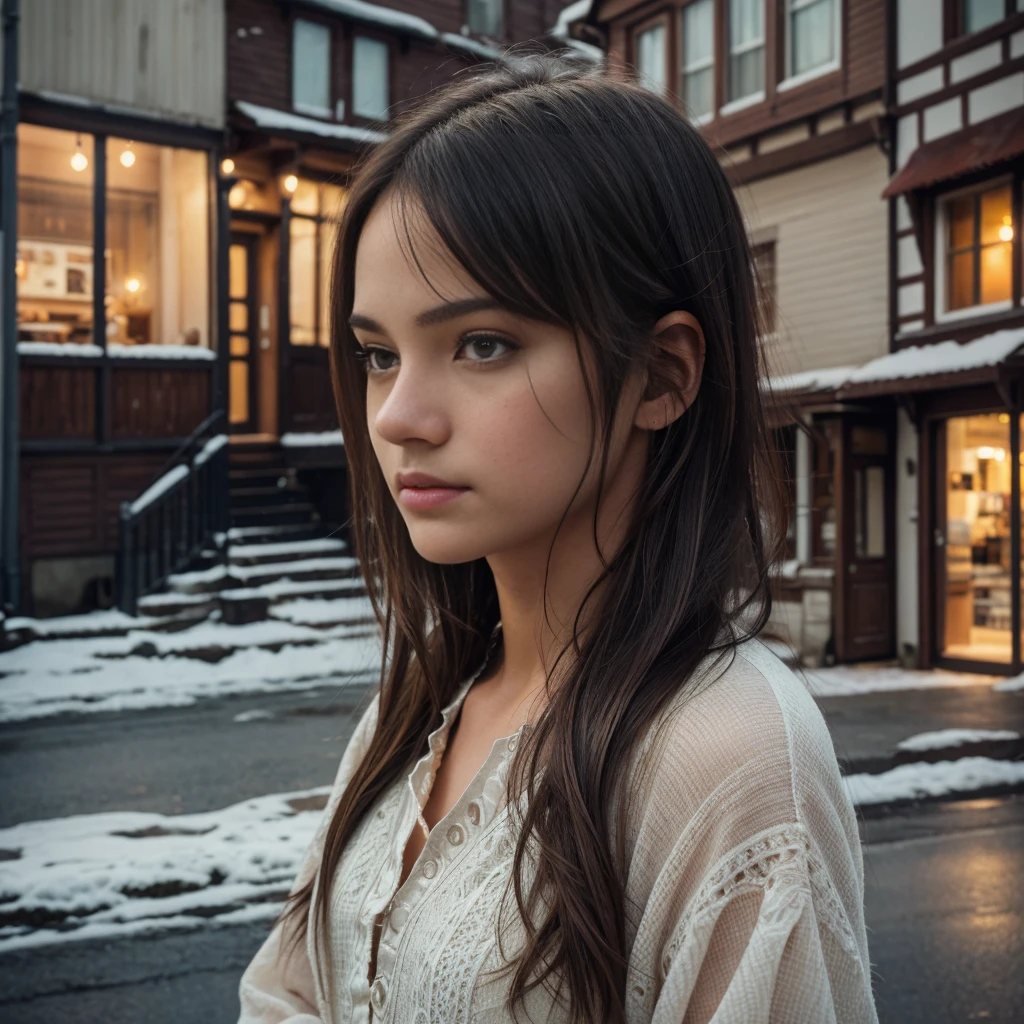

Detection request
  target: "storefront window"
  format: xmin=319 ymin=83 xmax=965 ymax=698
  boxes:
xmin=942 ymin=413 xmax=1013 ymax=664
xmin=106 ymin=138 xmax=210 ymax=348
xmin=944 ymin=182 xmax=1013 ymax=313
xmin=16 ymin=125 xmax=95 ymax=346
xmin=289 ymin=179 xmax=347 ymax=347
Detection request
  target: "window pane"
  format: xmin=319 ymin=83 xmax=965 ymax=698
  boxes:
xmin=684 ymin=67 xmax=715 ymax=119
xmin=290 ymin=216 xmax=317 ymax=346
xmin=106 ymin=140 xmax=210 ymax=348
xmin=229 ymin=244 xmax=247 ymax=300
xmin=230 ymin=302 xmax=248 ymax=333
xmin=16 ymin=125 xmax=95 ymax=347
xmin=943 ymin=413 xmax=1012 ymax=664
xmin=636 ymin=23 xmax=667 ymax=94
xmin=948 ymin=196 xmax=975 ymax=250
xmin=290 ymin=178 xmax=319 ymax=216
xmin=980 ymin=242 xmax=1012 ymax=304
xmin=683 ymin=0 xmax=714 ymax=66
xmin=980 ymin=184 xmax=1012 ymax=245
xmin=229 ymin=360 xmax=249 ymax=425
xmin=293 ymin=19 xmax=331 ymax=115
xmin=854 ymin=465 xmax=886 ymax=559
xmin=319 ymin=216 xmax=337 ymax=348
xmin=730 ymin=45 xmax=764 ymax=100
xmin=791 ymin=0 xmax=835 ymax=76
xmin=321 ymin=182 xmax=348 ymax=222
xmin=964 ymin=0 xmax=1005 ymax=33
xmin=730 ymin=0 xmax=764 ymax=47
xmin=948 ymin=250 xmax=975 ymax=310
xmin=467 ymin=0 xmax=503 ymax=36
xmin=353 ymin=36 xmax=390 ymax=120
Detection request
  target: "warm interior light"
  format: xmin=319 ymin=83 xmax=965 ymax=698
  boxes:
xmin=976 ymin=446 xmax=1005 ymax=461
xmin=221 ymin=157 xmax=235 ymax=175
xmin=125 ymin=277 xmax=141 ymax=294
xmin=998 ymin=222 xmax=1014 ymax=242
xmin=70 ymin=136 xmax=88 ymax=172
xmin=120 ymin=142 xmax=136 ymax=168
xmin=228 ymin=181 xmax=247 ymax=208
xmin=283 ymin=173 xmax=299 ymax=194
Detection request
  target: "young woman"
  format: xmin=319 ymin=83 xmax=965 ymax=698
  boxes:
xmin=238 ymin=52 xmax=877 ymax=1024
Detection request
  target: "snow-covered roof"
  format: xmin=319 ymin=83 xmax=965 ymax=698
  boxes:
xmin=550 ymin=1 xmax=592 ymax=39
xmin=297 ymin=0 xmax=438 ymax=42
xmin=440 ymin=32 xmax=502 ymax=60
xmin=844 ymin=326 xmax=1024 ymax=386
xmin=235 ymin=100 xmax=389 ymax=144
xmin=280 ymin=430 xmax=345 ymax=447
xmin=768 ymin=365 xmax=857 ymax=394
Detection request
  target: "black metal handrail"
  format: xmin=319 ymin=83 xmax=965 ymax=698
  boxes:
xmin=117 ymin=410 xmax=230 ymax=615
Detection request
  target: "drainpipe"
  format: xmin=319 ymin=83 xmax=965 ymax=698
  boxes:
xmin=0 ymin=0 xmax=20 ymax=615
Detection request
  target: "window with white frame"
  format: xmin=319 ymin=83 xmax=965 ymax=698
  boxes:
xmin=635 ymin=22 xmax=668 ymax=95
xmin=963 ymin=0 xmax=1005 ymax=34
xmin=728 ymin=0 xmax=765 ymax=103
xmin=467 ymin=0 xmax=503 ymax=36
xmin=681 ymin=0 xmax=715 ymax=120
xmin=942 ymin=182 xmax=1014 ymax=313
xmin=787 ymin=0 xmax=837 ymax=78
xmin=293 ymin=19 xmax=331 ymax=117
xmin=353 ymin=36 xmax=390 ymax=120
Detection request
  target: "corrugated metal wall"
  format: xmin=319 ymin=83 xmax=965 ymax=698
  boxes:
xmin=19 ymin=0 xmax=224 ymax=128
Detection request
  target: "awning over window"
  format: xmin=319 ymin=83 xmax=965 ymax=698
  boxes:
xmin=882 ymin=108 xmax=1024 ymax=199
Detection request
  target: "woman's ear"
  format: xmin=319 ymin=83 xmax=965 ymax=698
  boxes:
xmin=634 ymin=310 xmax=706 ymax=432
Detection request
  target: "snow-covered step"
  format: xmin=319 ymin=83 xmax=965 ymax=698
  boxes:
xmin=221 ymin=576 xmax=366 ymax=604
xmin=229 ymin=537 xmax=349 ymax=566
xmin=165 ymin=557 xmax=361 ymax=595
xmin=269 ymin=595 xmax=375 ymax=629
xmin=227 ymin=523 xmax=328 ymax=544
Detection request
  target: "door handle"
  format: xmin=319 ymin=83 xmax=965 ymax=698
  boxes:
xmin=934 ymin=528 xmax=945 ymax=548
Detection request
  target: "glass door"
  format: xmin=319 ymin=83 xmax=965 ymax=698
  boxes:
xmin=938 ymin=413 xmax=1013 ymax=665
xmin=228 ymin=234 xmax=259 ymax=433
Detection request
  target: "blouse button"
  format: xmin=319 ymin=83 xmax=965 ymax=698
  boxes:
xmin=467 ymin=801 xmax=481 ymax=825
xmin=507 ymin=735 xmax=518 ymax=753
xmin=370 ymin=977 xmax=387 ymax=1012
xmin=422 ymin=859 xmax=437 ymax=879
xmin=390 ymin=903 xmax=410 ymax=930
xmin=446 ymin=823 xmax=465 ymax=846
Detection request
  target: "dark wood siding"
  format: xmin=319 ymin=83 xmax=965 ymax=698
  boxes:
xmin=110 ymin=367 xmax=212 ymax=440
xmin=20 ymin=365 xmax=96 ymax=441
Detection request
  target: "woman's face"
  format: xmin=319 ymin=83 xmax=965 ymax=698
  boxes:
xmin=350 ymin=191 xmax=644 ymax=566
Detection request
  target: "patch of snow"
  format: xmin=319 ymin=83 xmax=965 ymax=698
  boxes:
xmin=230 ymin=537 xmax=348 ymax=560
xmin=17 ymin=341 xmax=104 ymax=358
xmin=845 ymin=327 xmax=1024 ymax=386
xmin=230 ymin=555 xmax=359 ymax=581
xmin=129 ymin=465 xmax=190 ymax=516
xmin=270 ymin=596 xmax=375 ymax=627
xmin=194 ymin=434 xmax=229 ymax=466
xmin=896 ymin=728 xmax=1020 ymax=753
xmin=107 ymin=343 xmax=216 ymax=360
xmin=236 ymin=100 xmax=388 ymax=144
xmin=0 ymin=784 xmax=339 ymax=951
xmin=440 ymin=32 xmax=502 ymax=59
xmin=2 ymin=609 xmax=152 ymax=637
xmin=279 ymin=430 xmax=345 ymax=447
xmin=767 ymin=365 xmax=857 ymax=394
xmin=233 ymin=708 xmax=275 ymax=723
xmin=219 ymin=576 xmax=365 ymax=601
xmin=802 ymin=664 xmax=1001 ymax=697
xmin=299 ymin=0 xmax=437 ymax=40
xmin=844 ymin=757 xmax=1024 ymax=806
xmin=125 ymin=618 xmax=330 ymax=655
xmin=0 ymin=630 xmax=381 ymax=723
xmin=166 ymin=563 xmax=230 ymax=588
xmin=994 ymin=673 xmax=1024 ymax=693
xmin=776 ymin=558 xmax=800 ymax=579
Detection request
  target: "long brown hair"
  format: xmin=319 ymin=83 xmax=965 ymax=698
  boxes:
xmin=276 ymin=50 xmax=787 ymax=1023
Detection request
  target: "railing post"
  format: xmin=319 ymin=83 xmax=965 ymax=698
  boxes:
xmin=117 ymin=502 xmax=136 ymax=615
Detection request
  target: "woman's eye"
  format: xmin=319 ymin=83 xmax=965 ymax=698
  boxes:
xmin=458 ymin=334 xmax=514 ymax=362
xmin=359 ymin=346 xmax=397 ymax=372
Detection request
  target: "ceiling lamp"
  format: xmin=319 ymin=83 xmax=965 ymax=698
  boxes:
xmin=70 ymin=135 xmax=88 ymax=172
xmin=221 ymin=157 xmax=236 ymax=175
xmin=120 ymin=142 xmax=136 ymax=168
xmin=283 ymin=173 xmax=299 ymax=194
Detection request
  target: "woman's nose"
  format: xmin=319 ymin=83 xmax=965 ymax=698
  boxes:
xmin=372 ymin=365 xmax=452 ymax=447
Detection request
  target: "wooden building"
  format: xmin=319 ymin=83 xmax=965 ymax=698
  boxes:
xmin=0 ymin=1 xmax=596 ymax=618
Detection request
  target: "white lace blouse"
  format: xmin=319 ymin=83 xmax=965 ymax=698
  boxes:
xmin=238 ymin=636 xmax=878 ymax=1024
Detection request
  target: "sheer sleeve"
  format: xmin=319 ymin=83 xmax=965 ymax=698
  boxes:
xmin=237 ymin=693 xmax=380 ymax=1023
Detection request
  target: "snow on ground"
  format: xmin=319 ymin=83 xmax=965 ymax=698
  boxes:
xmin=843 ymin=757 xmax=1024 ymax=807
xmin=896 ymin=729 xmax=1020 ymax=753
xmin=994 ymin=673 xmax=1024 ymax=693
xmin=0 ymin=785 xmax=337 ymax=952
xmin=801 ymin=663 xmax=1002 ymax=697
xmin=233 ymin=708 xmax=275 ymax=723
xmin=0 ymin=627 xmax=381 ymax=723
xmin=3 ymin=608 xmax=161 ymax=637
xmin=270 ymin=596 xmax=375 ymax=627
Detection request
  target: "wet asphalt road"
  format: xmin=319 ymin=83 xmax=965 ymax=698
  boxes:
xmin=0 ymin=692 xmax=1022 ymax=1023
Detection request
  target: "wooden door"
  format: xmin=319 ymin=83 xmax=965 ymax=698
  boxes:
xmin=836 ymin=418 xmax=896 ymax=661
xmin=228 ymin=234 xmax=259 ymax=434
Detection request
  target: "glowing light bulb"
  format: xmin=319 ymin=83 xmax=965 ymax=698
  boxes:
xmin=999 ymin=222 xmax=1013 ymax=242
xmin=284 ymin=174 xmax=299 ymax=194
xmin=70 ymin=149 xmax=88 ymax=172
xmin=120 ymin=143 xmax=136 ymax=168
xmin=221 ymin=157 xmax=235 ymax=175
xmin=228 ymin=182 xmax=247 ymax=208
xmin=125 ymin=277 xmax=141 ymax=294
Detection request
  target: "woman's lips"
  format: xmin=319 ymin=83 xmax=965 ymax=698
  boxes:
xmin=395 ymin=470 xmax=469 ymax=510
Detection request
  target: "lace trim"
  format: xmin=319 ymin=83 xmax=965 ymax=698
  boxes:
xmin=660 ymin=821 xmax=860 ymax=980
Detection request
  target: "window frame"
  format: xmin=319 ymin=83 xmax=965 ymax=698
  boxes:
xmin=722 ymin=0 xmax=766 ymax=111
xmin=679 ymin=0 xmax=717 ymax=125
xmin=351 ymin=34 xmax=391 ymax=122
xmin=933 ymin=175 xmax=1017 ymax=324
xmin=779 ymin=0 xmax=841 ymax=92
xmin=631 ymin=14 xmax=671 ymax=96
xmin=292 ymin=17 xmax=333 ymax=120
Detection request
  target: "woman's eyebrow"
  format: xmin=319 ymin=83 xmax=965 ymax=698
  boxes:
xmin=349 ymin=297 xmax=504 ymax=333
